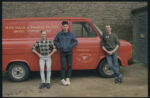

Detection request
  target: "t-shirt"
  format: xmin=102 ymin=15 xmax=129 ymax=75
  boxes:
xmin=101 ymin=33 xmax=120 ymax=51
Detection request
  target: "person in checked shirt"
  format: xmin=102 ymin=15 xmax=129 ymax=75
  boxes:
xmin=32 ymin=30 xmax=57 ymax=89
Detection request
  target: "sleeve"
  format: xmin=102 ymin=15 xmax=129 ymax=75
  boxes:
xmin=51 ymin=41 xmax=57 ymax=49
xmin=71 ymin=32 xmax=78 ymax=48
xmin=100 ymin=34 xmax=105 ymax=47
xmin=114 ymin=34 xmax=120 ymax=46
xmin=54 ymin=33 xmax=61 ymax=49
xmin=32 ymin=41 xmax=39 ymax=52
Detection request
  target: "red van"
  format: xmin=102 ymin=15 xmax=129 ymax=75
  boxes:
xmin=2 ymin=17 xmax=133 ymax=82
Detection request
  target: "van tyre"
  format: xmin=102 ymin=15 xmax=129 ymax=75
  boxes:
xmin=98 ymin=59 xmax=118 ymax=78
xmin=7 ymin=62 xmax=30 ymax=82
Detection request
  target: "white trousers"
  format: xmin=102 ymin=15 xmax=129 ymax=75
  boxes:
xmin=39 ymin=57 xmax=51 ymax=83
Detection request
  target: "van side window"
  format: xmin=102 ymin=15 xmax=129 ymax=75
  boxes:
xmin=72 ymin=22 xmax=97 ymax=37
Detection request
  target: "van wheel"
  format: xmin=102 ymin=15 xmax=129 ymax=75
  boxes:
xmin=7 ymin=62 xmax=30 ymax=82
xmin=98 ymin=59 xmax=116 ymax=78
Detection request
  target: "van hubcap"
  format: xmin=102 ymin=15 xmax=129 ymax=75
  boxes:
xmin=12 ymin=66 xmax=25 ymax=79
xmin=103 ymin=64 xmax=114 ymax=75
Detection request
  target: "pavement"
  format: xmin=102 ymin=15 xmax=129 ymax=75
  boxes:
xmin=2 ymin=61 xmax=148 ymax=97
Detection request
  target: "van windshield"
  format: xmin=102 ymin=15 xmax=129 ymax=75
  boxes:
xmin=93 ymin=23 xmax=103 ymax=37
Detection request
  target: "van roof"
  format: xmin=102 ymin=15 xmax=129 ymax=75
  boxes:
xmin=3 ymin=17 xmax=91 ymax=21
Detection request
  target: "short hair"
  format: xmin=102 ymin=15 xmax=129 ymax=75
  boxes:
xmin=105 ymin=25 xmax=111 ymax=27
xmin=40 ymin=30 xmax=46 ymax=34
xmin=62 ymin=21 xmax=68 ymax=25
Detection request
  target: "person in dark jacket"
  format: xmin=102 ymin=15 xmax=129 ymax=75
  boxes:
xmin=101 ymin=25 xmax=123 ymax=83
xmin=54 ymin=21 xmax=78 ymax=86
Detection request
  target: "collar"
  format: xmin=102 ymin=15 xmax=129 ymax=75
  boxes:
xmin=41 ymin=38 xmax=47 ymax=41
xmin=105 ymin=32 xmax=112 ymax=36
xmin=61 ymin=30 xmax=70 ymax=35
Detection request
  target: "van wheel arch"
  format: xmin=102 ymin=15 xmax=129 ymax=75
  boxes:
xmin=97 ymin=58 xmax=121 ymax=78
xmin=6 ymin=61 xmax=31 ymax=72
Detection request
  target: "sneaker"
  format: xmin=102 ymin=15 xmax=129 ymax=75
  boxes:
xmin=66 ymin=78 xmax=71 ymax=86
xmin=118 ymin=74 xmax=123 ymax=83
xmin=114 ymin=77 xmax=119 ymax=84
xmin=40 ymin=83 xmax=45 ymax=89
xmin=46 ymin=83 xmax=51 ymax=88
xmin=61 ymin=79 xmax=67 ymax=86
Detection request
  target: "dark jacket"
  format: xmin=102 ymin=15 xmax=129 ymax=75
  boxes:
xmin=54 ymin=30 xmax=78 ymax=52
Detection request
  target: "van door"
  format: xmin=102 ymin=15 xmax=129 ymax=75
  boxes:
xmin=71 ymin=21 xmax=101 ymax=70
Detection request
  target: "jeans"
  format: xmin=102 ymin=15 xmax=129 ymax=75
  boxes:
xmin=60 ymin=52 xmax=72 ymax=79
xmin=39 ymin=56 xmax=51 ymax=83
xmin=106 ymin=51 xmax=120 ymax=77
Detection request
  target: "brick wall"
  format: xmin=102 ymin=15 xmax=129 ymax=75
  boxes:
xmin=2 ymin=2 xmax=147 ymax=41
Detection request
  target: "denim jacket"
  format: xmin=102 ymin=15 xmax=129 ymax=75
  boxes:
xmin=54 ymin=30 xmax=78 ymax=52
